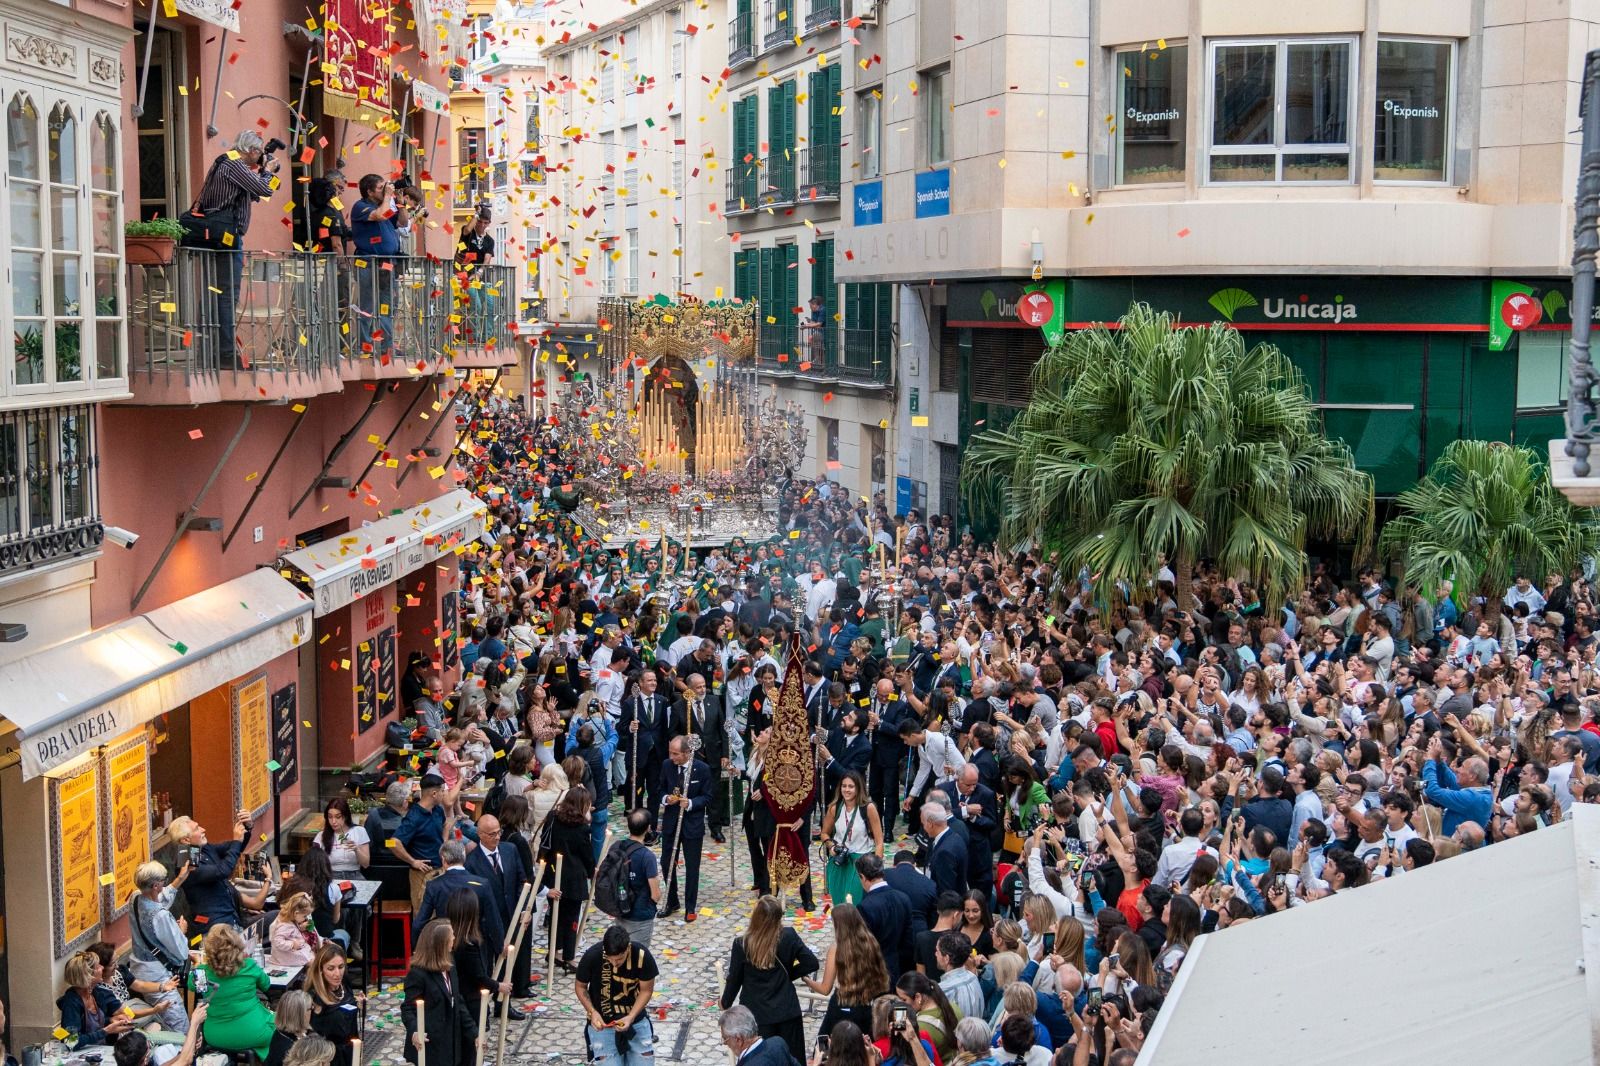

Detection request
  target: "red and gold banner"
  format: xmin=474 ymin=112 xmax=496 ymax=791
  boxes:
xmin=323 ymin=0 xmax=393 ymax=128
xmin=763 ymin=635 xmax=816 ymax=891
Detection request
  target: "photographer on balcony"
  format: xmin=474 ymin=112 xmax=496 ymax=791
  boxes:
xmin=350 ymin=173 xmax=410 ymax=360
xmin=185 ymin=130 xmax=280 ymax=370
xmin=455 ymin=204 xmax=497 ymax=344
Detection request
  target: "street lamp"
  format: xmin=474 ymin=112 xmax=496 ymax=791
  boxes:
xmin=1552 ymin=49 xmax=1600 ymax=504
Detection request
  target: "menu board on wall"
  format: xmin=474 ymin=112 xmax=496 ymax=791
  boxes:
xmin=233 ymin=675 xmax=272 ymax=816
xmin=53 ymin=765 xmax=100 ymax=953
xmin=356 ymin=638 xmax=379 ymax=733
xmin=376 ymin=626 xmax=397 ymax=721
xmin=441 ymin=590 xmax=460 ymax=668
xmin=107 ymin=740 xmax=150 ymax=917
xmin=271 ymin=684 xmax=300 ymax=792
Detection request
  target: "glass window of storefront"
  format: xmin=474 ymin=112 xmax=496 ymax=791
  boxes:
xmin=1516 ymin=332 xmax=1568 ymax=410
xmin=1207 ymin=38 xmax=1355 ymax=184
xmin=1374 ymin=39 xmax=1454 ymax=183
xmin=1116 ymin=45 xmax=1188 ymax=185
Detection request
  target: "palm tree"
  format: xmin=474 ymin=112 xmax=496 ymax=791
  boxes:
xmin=1379 ymin=439 xmax=1600 ymax=624
xmin=962 ymin=303 xmax=1371 ymax=608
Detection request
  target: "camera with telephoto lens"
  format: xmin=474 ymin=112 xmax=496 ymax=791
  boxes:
xmin=262 ymin=136 xmax=288 ymax=156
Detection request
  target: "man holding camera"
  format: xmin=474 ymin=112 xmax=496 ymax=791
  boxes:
xmin=190 ymin=130 xmax=280 ymax=369
xmin=350 ymin=173 xmax=411 ymax=359
xmin=167 ymin=807 xmax=253 ymax=929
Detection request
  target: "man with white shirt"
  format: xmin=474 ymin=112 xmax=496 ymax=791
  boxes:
xmin=899 ymin=720 xmax=966 ymax=821
xmin=1504 ymin=574 xmax=1547 ymax=615
xmin=802 ymin=561 xmax=837 ymax=624
xmin=666 ymin=615 xmax=702 ymax=669
xmin=1547 ymin=736 xmax=1582 ymax=814
xmin=1152 ymin=807 xmax=1208 ymax=889
xmin=589 ymin=625 xmax=624 ymax=675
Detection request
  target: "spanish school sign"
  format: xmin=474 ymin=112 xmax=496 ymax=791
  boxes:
xmin=1071 ymin=276 xmax=1488 ymax=331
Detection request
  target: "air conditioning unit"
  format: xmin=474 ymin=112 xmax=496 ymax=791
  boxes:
xmin=849 ymin=0 xmax=880 ymax=26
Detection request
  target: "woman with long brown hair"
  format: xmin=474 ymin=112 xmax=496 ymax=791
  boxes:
xmin=401 ymin=919 xmax=477 ymax=1066
xmin=804 ymin=903 xmax=890 ymax=1037
xmin=720 ymin=896 xmax=820 ymax=1058
xmin=544 ymin=785 xmax=596 ymax=972
xmin=312 ymin=797 xmax=370 ymax=879
xmin=446 ymin=887 xmax=505 ymax=1002
xmin=303 ymin=941 xmax=361 ymax=1066
xmin=820 ymin=771 xmax=882 ymax=906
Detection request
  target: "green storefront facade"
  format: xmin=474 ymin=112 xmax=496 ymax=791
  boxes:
xmin=951 ymin=275 xmax=1575 ymax=497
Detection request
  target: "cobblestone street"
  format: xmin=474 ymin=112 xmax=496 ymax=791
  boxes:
xmin=356 ymin=821 xmax=838 ymax=1066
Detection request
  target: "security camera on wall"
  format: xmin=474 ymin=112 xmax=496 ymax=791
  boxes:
xmin=105 ymin=526 xmax=140 ymax=549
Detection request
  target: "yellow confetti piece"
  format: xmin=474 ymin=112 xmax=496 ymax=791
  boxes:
xmin=912 ymin=415 xmax=930 ymax=427
xmin=100 ymin=872 xmax=117 ymax=886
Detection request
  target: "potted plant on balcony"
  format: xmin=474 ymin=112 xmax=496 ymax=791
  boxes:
xmin=124 ymin=217 xmax=186 ymax=266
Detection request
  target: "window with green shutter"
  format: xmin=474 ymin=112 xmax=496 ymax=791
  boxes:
xmin=811 ymin=238 xmax=835 ymax=367
xmin=843 ymin=282 xmax=893 ymax=381
xmin=731 ymin=96 xmax=759 ymax=209
xmin=805 ymin=64 xmax=842 ymax=194
xmin=765 ymin=81 xmax=797 ymax=203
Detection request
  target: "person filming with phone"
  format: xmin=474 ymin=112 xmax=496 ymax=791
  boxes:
xmin=168 ymin=808 xmax=253 ymax=929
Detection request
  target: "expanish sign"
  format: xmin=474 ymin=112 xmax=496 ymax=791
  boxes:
xmin=1383 ymin=99 xmax=1440 ymax=120
xmin=1127 ymin=106 xmax=1180 ymax=123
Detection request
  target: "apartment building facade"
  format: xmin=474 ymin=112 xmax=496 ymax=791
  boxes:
xmin=537 ymin=0 xmax=731 ymax=389
xmin=726 ymin=0 xmax=894 ymax=499
xmin=0 ymin=0 xmax=511 ymax=1036
xmin=838 ymin=0 xmax=1590 ymax=520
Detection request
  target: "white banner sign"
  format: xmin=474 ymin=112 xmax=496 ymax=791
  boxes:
xmin=175 ymin=0 xmax=241 ymax=33
xmin=413 ymin=79 xmax=451 ymax=115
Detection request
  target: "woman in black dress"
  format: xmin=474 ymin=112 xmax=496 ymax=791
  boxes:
xmin=302 ymin=942 xmax=361 ymax=1066
xmin=721 ymin=895 xmax=820 ymax=1059
xmin=401 ymin=920 xmax=478 ymax=1066
xmin=447 ymin=887 xmax=505 ymax=1014
xmin=544 ymin=786 xmax=597 ymax=972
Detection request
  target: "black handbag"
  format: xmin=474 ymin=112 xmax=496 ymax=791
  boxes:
xmin=179 ymin=157 xmax=243 ymax=250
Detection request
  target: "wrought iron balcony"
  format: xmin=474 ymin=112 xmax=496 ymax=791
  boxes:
xmin=805 ymin=0 xmax=841 ymax=31
xmin=0 ymin=404 xmax=103 ymax=577
xmin=342 ymin=255 xmax=453 ymax=375
xmin=763 ymin=0 xmax=795 ymax=49
xmin=759 ymin=321 xmax=800 ymax=367
xmin=448 ymin=263 xmax=519 ymax=365
xmin=729 ymin=10 xmax=755 ymax=66
xmin=760 ymin=152 xmax=797 ymax=206
xmin=798 ymin=144 xmax=841 ymax=201
xmin=127 ymin=248 xmax=343 ymax=403
xmin=840 ymin=327 xmax=894 ymax=384
xmin=725 ymin=166 xmax=760 ymax=214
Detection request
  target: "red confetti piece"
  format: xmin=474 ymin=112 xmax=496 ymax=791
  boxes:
xmin=188 ymin=428 xmax=204 ymax=440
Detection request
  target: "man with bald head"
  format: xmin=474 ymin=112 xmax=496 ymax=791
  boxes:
xmin=466 ymin=812 xmax=532 ymax=1002
xmin=939 ymin=764 xmax=998 ymax=892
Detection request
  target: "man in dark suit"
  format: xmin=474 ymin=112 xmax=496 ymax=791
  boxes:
xmin=671 ymin=673 xmax=730 ymax=843
xmin=720 ymin=1005 xmax=802 ymax=1066
xmin=940 ymin=764 xmax=999 ymax=896
xmin=658 ymin=736 xmax=714 ymax=920
xmin=968 ymin=724 xmax=1004 ymax=795
xmin=884 ymin=850 xmax=939 ymax=939
xmin=921 ymin=804 xmax=968 ymax=898
xmin=869 ymin=679 xmax=911 ymax=836
xmin=854 ymin=854 xmax=915 ymax=982
xmin=618 ymin=667 xmax=672 ymax=828
xmin=465 ymin=813 xmax=531 ymax=1006
xmin=418 ymin=839 xmax=507 ymax=960
xmin=802 ymin=661 xmax=830 ymax=723
xmin=819 ymin=710 xmax=873 ymax=799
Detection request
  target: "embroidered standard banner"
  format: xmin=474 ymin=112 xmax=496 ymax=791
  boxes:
xmin=764 ymin=634 xmax=816 ymax=891
xmin=324 ymin=0 xmax=392 ymax=128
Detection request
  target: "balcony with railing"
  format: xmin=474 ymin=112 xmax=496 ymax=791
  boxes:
xmin=759 ymin=320 xmax=799 ymax=368
xmin=448 ymin=263 xmax=520 ymax=368
xmin=805 ymin=0 xmax=841 ymax=31
xmin=840 ymin=327 xmax=893 ymax=384
xmin=725 ymin=166 xmax=760 ymax=214
xmin=0 ymin=404 xmax=103 ymax=579
xmin=764 ymin=0 xmax=795 ymax=49
xmin=126 ymin=249 xmax=345 ymax=405
xmin=729 ymin=10 xmax=755 ymax=66
xmin=342 ymin=256 xmax=453 ymax=380
xmin=760 ymin=153 xmax=797 ymax=207
xmin=798 ymin=144 xmax=841 ymax=201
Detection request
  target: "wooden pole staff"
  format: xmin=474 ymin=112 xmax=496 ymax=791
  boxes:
xmin=416 ymin=1000 xmax=428 ymax=1066
xmin=546 ymin=853 xmax=565 ymax=977
xmin=475 ymin=990 xmax=490 ymax=1066
xmin=491 ymin=881 xmax=535 ymax=984
xmin=497 ymin=876 xmax=539 ymax=1062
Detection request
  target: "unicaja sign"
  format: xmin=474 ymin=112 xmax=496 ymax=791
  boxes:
xmin=1127 ymin=106 xmax=1180 ymax=123
xmin=1263 ymin=294 xmax=1358 ymax=323
xmin=1383 ymin=99 xmax=1439 ymax=120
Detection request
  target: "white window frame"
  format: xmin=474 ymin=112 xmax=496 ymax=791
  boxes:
xmin=923 ymin=67 xmax=950 ymax=167
xmin=857 ymin=90 xmax=881 ymax=179
xmin=1204 ymin=36 xmax=1358 ymax=186
xmin=1373 ymin=36 xmax=1457 ymax=187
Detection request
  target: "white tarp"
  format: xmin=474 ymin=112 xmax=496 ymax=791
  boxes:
xmin=1138 ymin=805 xmax=1600 ymax=1066
xmin=279 ymin=488 xmax=486 ymax=616
xmin=1 ymin=569 xmax=311 ymax=779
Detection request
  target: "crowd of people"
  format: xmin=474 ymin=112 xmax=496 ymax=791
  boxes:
xmin=27 ymin=383 xmax=1600 ymax=1066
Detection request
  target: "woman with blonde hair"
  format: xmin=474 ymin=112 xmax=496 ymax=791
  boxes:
xmin=193 ymin=923 xmax=275 ymax=1058
xmin=983 ymin=952 xmax=1024 ymax=1021
xmin=1049 ymin=917 xmax=1086 ymax=977
xmin=57 ymin=950 xmax=132 ymax=1048
xmin=268 ymin=892 xmax=322 ymax=967
xmin=282 ymin=1034 xmax=337 ymax=1066
xmin=528 ymin=762 xmax=569 ymax=840
xmin=721 ymin=895 xmax=820 ymax=1057
xmin=265 ymin=990 xmax=311 ymax=1066
xmin=805 ymin=902 xmax=890 ymax=1037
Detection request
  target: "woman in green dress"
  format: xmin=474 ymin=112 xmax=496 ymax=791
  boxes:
xmin=820 ymin=771 xmax=883 ymax=906
xmin=193 ymin=924 xmax=275 ymax=1058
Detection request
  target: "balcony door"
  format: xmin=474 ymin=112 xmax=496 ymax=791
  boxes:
xmin=134 ymin=26 xmax=189 ymax=222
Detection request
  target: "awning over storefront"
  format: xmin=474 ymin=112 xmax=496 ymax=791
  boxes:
xmin=1 ymin=569 xmax=312 ymax=781
xmin=279 ymin=488 xmax=486 ymax=616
